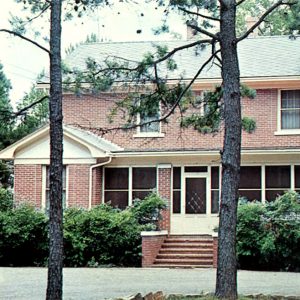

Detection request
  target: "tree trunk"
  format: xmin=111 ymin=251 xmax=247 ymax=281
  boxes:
xmin=216 ymin=0 xmax=241 ymax=299
xmin=46 ymin=0 xmax=63 ymax=299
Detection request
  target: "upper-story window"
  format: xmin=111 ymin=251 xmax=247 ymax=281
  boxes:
xmin=139 ymin=109 xmax=160 ymax=133
xmin=280 ymin=90 xmax=300 ymax=130
xmin=134 ymin=100 xmax=164 ymax=137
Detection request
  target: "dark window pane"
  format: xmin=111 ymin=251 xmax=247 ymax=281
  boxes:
xmin=185 ymin=178 xmax=206 ymax=214
xmin=265 ymin=166 xmax=290 ymax=188
xmin=295 ymin=166 xmax=300 ymax=188
xmin=105 ymin=168 xmax=129 ymax=190
xmin=265 ymin=190 xmax=285 ymax=201
xmin=173 ymin=167 xmax=181 ymax=189
xmin=240 ymin=166 xmax=261 ymax=189
xmin=173 ymin=191 xmax=181 ymax=213
xmin=185 ymin=166 xmax=207 ymax=172
xmin=211 ymin=167 xmax=219 ymax=189
xmin=211 ymin=190 xmax=219 ymax=213
xmin=105 ymin=191 xmax=128 ymax=209
xmin=132 ymin=167 xmax=156 ymax=189
xmin=132 ymin=190 xmax=151 ymax=200
xmin=239 ymin=190 xmax=261 ymax=201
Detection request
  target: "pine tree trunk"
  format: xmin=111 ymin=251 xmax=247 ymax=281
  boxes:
xmin=46 ymin=0 xmax=63 ymax=299
xmin=215 ymin=0 xmax=241 ymax=299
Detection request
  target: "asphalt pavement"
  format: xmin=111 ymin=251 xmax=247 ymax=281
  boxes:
xmin=0 ymin=267 xmax=299 ymax=300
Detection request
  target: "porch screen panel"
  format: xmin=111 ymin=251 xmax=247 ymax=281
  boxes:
xmin=265 ymin=166 xmax=290 ymax=201
xmin=132 ymin=167 xmax=156 ymax=200
xmin=104 ymin=168 xmax=129 ymax=209
xmin=172 ymin=167 xmax=181 ymax=213
xmin=211 ymin=167 xmax=220 ymax=213
xmin=294 ymin=166 xmax=300 ymax=193
xmin=239 ymin=166 xmax=261 ymax=201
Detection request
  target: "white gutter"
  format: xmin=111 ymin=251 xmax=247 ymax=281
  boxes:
xmin=88 ymin=156 xmax=112 ymax=209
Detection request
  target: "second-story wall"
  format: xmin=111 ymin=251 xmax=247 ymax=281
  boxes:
xmin=62 ymin=88 xmax=300 ymax=151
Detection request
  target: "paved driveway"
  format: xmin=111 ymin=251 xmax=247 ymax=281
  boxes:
xmin=0 ymin=268 xmax=299 ymax=300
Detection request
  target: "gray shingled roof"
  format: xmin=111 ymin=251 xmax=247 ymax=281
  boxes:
xmin=60 ymin=36 xmax=300 ymax=82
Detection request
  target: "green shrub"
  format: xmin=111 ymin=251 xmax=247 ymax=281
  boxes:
xmin=0 ymin=204 xmax=48 ymax=266
xmin=0 ymin=188 xmax=13 ymax=212
xmin=130 ymin=192 xmax=167 ymax=230
xmin=237 ymin=191 xmax=300 ymax=271
xmin=63 ymin=204 xmax=142 ymax=267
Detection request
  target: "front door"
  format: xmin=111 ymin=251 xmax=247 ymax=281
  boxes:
xmin=170 ymin=167 xmax=219 ymax=234
xmin=185 ymin=177 xmax=206 ymax=214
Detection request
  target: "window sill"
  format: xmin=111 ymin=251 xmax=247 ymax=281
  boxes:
xmin=133 ymin=132 xmax=165 ymax=138
xmin=274 ymin=130 xmax=300 ymax=136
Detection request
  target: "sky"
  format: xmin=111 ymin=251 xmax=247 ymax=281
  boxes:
xmin=0 ymin=1 xmax=186 ymax=106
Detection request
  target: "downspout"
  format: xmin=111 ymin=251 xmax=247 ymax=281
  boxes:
xmin=88 ymin=155 xmax=112 ymax=209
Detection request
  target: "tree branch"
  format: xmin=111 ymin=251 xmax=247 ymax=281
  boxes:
xmin=75 ymin=49 xmax=221 ymax=135
xmin=186 ymin=21 xmax=219 ymax=40
xmin=237 ymin=0 xmax=291 ymax=42
xmin=15 ymin=95 xmax=49 ymax=117
xmin=236 ymin=0 xmax=248 ymax=6
xmin=0 ymin=29 xmax=50 ymax=54
xmin=178 ymin=6 xmax=220 ymax=22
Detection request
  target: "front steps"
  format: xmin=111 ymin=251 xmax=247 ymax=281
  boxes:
xmin=152 ymin=236 xmax=214 ymax=268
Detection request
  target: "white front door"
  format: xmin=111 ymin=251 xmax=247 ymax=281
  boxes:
xmin=170 ymin=166 xmax=219 ymax=234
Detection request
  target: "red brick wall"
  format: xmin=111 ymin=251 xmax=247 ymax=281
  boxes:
xmin=14 ymin=165 xmax=42 ymax=208
xmin=68 ymin=164 xmax=90 ymax=208
xmin=142 ymin=233 xmax=167 ymax=267
xmin=213 ymin=236 xmax=218 ymax=268
xmin=62 ymin=90 xmax=300 ymax=151
xmin=158 ymin=168 xmax=171 ymax=232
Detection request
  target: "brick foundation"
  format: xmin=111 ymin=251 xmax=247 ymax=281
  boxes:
xmin=213 ymin=236 xmax=218 ymax=268
xmin=141 ymin=231 xmax=168 ymax=267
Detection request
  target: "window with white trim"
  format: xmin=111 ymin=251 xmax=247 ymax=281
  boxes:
xmin=280 ymin=90 xmax=300 ymax=130
xmin=138 ymin=107 xmax=160 ymax=133
xmin=104 ymin=167 xmax=157 ymax=209
xmin=45 ymin=166 xmax=67 ymax=212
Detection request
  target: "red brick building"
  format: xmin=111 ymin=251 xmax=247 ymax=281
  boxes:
xmin=1 ymin=36 xmax=300 ymax=267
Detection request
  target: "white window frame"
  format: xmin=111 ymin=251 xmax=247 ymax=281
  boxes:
xmin=133 ymin=102 xmax=165 ymax=138
xmin=42 ymin=165 xmax=68 ymax=210
xmin=275 ymin=89 xmax=300 ymax=135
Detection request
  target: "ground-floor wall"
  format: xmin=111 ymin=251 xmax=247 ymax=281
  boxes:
xmin=13 ymin=153 xmax=300 ymax=235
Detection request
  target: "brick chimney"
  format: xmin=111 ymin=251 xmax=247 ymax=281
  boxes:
xmin=246 ymin=16 xmax=259 ymax=37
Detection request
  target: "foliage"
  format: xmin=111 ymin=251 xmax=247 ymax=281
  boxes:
xmin=237 ymin=191 xmax=300 ymax=271
xmin=131 ymin=192 xmax=167 ymax=230
xmin=236 ymin=0 xmax=300 ymax=36
xmin=63 ymin=205 xmax=142 ymax=267
xmin=13 ymin=85 xmax=49 ymax=140
xmin=0 ymin=204 xmax=48 ymax=266
xmin=0 ymin=188 xmax=14 ymax=212
xmin=241 ymin=117 xmax=256 ymax=133
xmin=0 ymin=194 xmax=166 ymax=267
